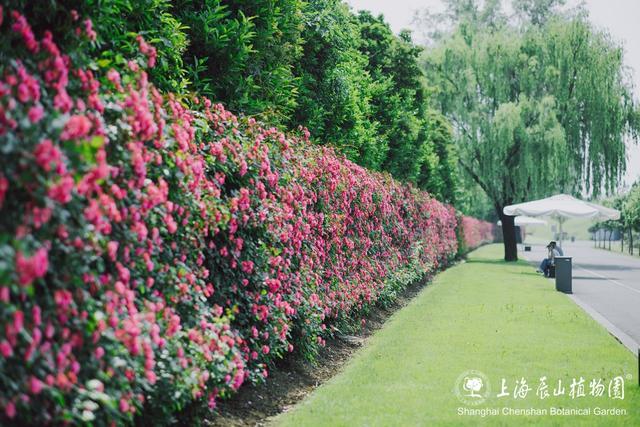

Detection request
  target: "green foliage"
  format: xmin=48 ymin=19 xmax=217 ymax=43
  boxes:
xmin=417 ymin=112 xmax=459 ymax=204
xmin=421 ymin=1 xmax=638 ymax=260
xmin=455 ymin=183 xmax=496 ymax=221
xmin=4 ymin=0 xmax=190 ymax=92
xmin=590 ymin=197 xmax=625 ymax=239
xmin=589 ymin=185 xmax=640 ymax=253
xmin=623 ymin=183 xmax=640 ymax=231
xmin=330 ymin=10 xmax=459 ymax=198
xmin=512 ymin=0 xmax=567 ymax=25
xmin=5 ymin=0 xmax=461 ymax=201
xmin=292 ymin=0 xmax=380 ymax=167
xmin=175 ymin=0 xmax=305 ymax=125
xmin=88 ymin=0 xmax=190 ymax=92
xmin=424 ymin=7 xmax=637 ymax=208
xmin=356 ymin=12 xmax=425 ymax=179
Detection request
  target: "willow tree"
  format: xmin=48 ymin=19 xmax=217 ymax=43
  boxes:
xmin=422 ymin=5 xmax=638 ymax=260
xmin=623 ymin=183 xmax=640 ymax=255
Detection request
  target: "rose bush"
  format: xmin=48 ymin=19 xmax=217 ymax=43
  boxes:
xmin=0 ymin=9 xmax=489 ymax=425
xmin=459 ymin=216 xmax=496 ymax=254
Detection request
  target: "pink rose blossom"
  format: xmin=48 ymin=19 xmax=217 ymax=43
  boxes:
xmin=164 ymin=214 xmax=177 ymax=234
xmin=27 ymin=105 xmax=43 ymax=123
xmin=34 ymin=139 xmax=62 ymax=172
xmin=60 ymin=115 xmax=91 ymax=141
xmin=119 ymin=398 xmax=129 ymax=413
xmin=241 ymin=260 xmax=254 ymax=274
xmin=83 ymin=19 xmax=96 ymax=41
xmin=28 ymin=376 xmax=43 ymax=394
xmin=15 ymin=247 xmax=48 ymax=286
xmin=107 ymin=68 xmax=122 ymax=91
xmin=94 ymin=347 xmax=105 ymax=359
xmin=12 ymin=310 xmax=24 ymax=332
xmin=11 ymin=11 xmax=38 ymax=53
xmin=0 ymin=176 xmax=8 ymax=208
xmin=136 ymin=35 xmax=157 ymax=68
xmin=48 ymin=176 xmax=74 ymax=204
xmin=0 ymin=340 xmax=13 ymax=357
xmin=32 ymin=306 xmax=41 ymax=326
xmin=4 ymin=401 xmax=16 ymax=419
xmin=107 ymin=241 xmax=119 ymax=261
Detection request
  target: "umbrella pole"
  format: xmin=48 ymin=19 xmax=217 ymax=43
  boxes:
xmin=558 ymin=217 xmax=564 ymax=248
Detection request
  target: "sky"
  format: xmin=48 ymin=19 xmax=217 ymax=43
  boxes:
xmin=346 ymin=0 xmax=640 ymax=189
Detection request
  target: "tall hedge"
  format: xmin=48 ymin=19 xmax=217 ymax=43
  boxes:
xmin=0 ymin=9 xmax=474 ymax=425
xmin=457 ymin=216 xmax=496 ymax=256
xmin=1 ymin=0 xmax=462 ymax=202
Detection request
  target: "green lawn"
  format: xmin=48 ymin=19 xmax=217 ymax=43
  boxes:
xmin=274 ymin=244 xmax=639 ymax=426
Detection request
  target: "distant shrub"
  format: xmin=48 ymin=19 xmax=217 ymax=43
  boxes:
xmin=458 ymin=216 xmax=497 ymax=255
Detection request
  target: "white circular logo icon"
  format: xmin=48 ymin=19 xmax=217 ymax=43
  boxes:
xmin=454 ymin=370 xmax=491 ymax=405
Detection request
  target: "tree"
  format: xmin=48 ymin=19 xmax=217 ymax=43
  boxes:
xmin=176 ymin=0 xmax=305 ymax=125
xmin=623 ymin=183 xmax=640 ymax=255
xmin=417 ymin=112 xmax=459 ymax=203
xmin=355 ymin=11 xmax=458 ymax=198
xmin=356 ymin=12 xmax=426 ymax=177
xmin=610 ymin=195 xmax=628 ymax=252
xmin=291 ymin=0 xmax=381 ymax=167
xmin=421 ymin=2 xmax=638 ymax=260
xmin=512 ymin=0 xmax=567 ymax=25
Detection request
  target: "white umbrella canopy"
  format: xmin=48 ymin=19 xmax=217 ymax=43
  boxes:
xmin=503 ymin=194 xmax=620 ymax=247
xmin=503 ymin=194 xmax=620 ymax=220
xmin=497 ymin=216 xmax=547 ymax=226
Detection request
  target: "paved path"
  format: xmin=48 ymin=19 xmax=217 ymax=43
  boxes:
xmin=522 ymin=241 xmax=640 ymax=352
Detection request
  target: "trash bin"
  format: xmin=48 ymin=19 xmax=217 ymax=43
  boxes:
xmin=555 ymin=256 xmax=572 ymax=293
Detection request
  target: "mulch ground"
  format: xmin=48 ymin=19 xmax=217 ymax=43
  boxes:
xmin=205 ymin=272 xmax=439 ymax=427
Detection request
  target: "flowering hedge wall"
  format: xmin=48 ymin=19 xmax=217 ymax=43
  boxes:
xmin=0 ymin=8 xmax=464 ymax=425
xmin=0 ymin=9 xmax=489 ymax=425
xmin=459 ymin=216 xmax=496 ymax=253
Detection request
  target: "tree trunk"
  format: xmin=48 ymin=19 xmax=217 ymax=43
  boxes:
xmin=629 ymin=228 xmax=632 ymax=254
xmin=621 ymin=229 xmax=624 ymax=252
xmin=498 ymin=209 xmax=518 ymax=261
xmin=608 ymin=230 xmax=612 ymax=250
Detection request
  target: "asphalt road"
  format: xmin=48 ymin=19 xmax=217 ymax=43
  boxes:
xmin=523 ymin=240 xmax=640 ymax=351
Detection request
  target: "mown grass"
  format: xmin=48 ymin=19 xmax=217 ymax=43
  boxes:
xmin=273 ymin=244 xmax=639 ymax=426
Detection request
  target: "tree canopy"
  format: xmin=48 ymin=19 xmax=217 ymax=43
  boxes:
xmin=420 ymin=0 xmax=639 ymax=260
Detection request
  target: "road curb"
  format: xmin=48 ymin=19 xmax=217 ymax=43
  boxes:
xmin=567 ymin=293 xmax=640 ymax=354
xmin=520 ymin=248 xmax=639 ymax=354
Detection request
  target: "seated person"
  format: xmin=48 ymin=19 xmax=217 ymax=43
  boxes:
xmin=537 ymin=241 xmax=561 ymax=276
